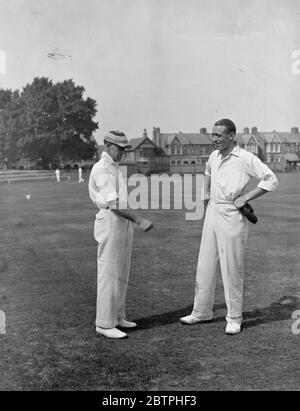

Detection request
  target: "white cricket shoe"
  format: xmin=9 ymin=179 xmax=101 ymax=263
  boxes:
xmin=179 ymin=315 xmax=213 ymax=325
xmin=118 ymin=319 xmax=137 ymax=328
xmin=96 ymin=327 xmax=127 ymax=339
xmin=225 ymin=322 xmax=241 ymax=335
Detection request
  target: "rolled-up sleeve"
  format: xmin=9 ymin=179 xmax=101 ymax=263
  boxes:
xmin=246 ymin=154 xmax=279 ymax=192
xmin=94 ymin=168 xmax=119 ymax=208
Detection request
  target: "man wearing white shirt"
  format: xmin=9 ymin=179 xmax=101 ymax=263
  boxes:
xmin=89 ymin=130 xmax=153 ymax=339
xmin=180 ymin=119 xmax=278 ymax=334
xmin=55 ymin=168 xmax=60 ymax=182
xmin=78 ymin=167 xmax=84 ymax=183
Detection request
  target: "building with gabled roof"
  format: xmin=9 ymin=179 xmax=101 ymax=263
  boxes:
xmin=152 ymin=125 xmax=300 ymax=172
xmin=240 ymin=127 xmax=300 ymax=171
xmin=122 ymin=129 xmax=169 ymax=174
xmin=97 ymin=126 xmax=300 ymax=174
xmin=152 ymin=126 xmax=215 ymax=173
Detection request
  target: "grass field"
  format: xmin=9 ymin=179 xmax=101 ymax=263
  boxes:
xmin=0 ymin=173 xmax=299 ymax=391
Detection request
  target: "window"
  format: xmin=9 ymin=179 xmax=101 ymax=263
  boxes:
xmin=271 ymin=143 xmax=280 ymax=153
xmin=249 ymin=143 xmax=257 ymax=153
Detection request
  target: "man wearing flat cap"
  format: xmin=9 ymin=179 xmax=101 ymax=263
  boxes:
xmin=89 ymin=130 xmax=153 ymax=339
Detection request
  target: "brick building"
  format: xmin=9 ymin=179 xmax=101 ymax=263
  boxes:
xmin=152 ymin=126 xmax=300 ymax=172
xmin=152 ymin=127 xmax=214 ymax=173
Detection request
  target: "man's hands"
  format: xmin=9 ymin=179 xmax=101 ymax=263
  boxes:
xmin=234 ymin=188 xmax=267 ymax=209
xmin=204 ymin=198 xmax=210 ymax=207
xmin=111 ymin=210 xmax=153 ymax=232
xmin=233 ymin=195 xmax=247 ymax=209
xmin=137 ymin=218 xmax=154 ymax=232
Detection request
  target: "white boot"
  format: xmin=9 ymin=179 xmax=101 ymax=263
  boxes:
xmin=225 ymin=322 xmax=241 ymax=335
xmin=96 ymin=327 xmax=128 ymax=339
xmin=179 ymin=314 xmax=213 ymax=325
xmin=118 ymin=319 xmax=137 ymax=328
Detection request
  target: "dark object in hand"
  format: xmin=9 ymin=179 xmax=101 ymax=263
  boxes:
xmin=239 ymin=203 xmax=257 ymax=224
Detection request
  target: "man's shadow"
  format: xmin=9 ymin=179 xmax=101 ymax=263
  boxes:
xmin=134 ymin=296 xmax=300 ymax=330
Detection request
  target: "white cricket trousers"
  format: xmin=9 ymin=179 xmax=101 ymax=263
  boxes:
xmin=94 ymin=209 xmax=133 ymax=329
xmin=192 ymin=201 xmax=249 ymax=324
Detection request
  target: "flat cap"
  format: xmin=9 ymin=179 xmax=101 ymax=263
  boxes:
xmin=104 ymin=130 xmax=131 ymax=149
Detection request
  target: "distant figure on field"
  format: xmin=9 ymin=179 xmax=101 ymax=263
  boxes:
xmin=55 ymin=168 xmax=61 ymax=182
xmin=78 ymin=167 xmax=84 ymax=183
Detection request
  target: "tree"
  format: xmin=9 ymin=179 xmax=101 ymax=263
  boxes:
xmin=17 ymin=77 xmax=98 ymax=168
xmin=0 ymin=89 xmax=23 ymax=165
xmin=0 ymin=89 xmax=13 ymax=109
xmin=53 ymin=80 xmax=98 ymax=163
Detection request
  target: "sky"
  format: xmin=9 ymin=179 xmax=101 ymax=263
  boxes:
xmin=0 ymin=0 xmax=300 ymax=144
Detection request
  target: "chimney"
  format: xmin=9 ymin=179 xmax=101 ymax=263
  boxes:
xmin=243 ymin=127 xmax=249 ymax=134
xmin=152 ymin=127 xmax=161 ymax=147
xmin=200 ymin=127 xmax=207 ymax=134
xmin=291 ymin=127 xmax=299 ymax=134
xmin=157 ymin=127 xmax=161 ymax=147
xmin=152 ymin=127 xmax=157 ymax=145
xmin=251 ymin=127 xmax=258 ymax=134
xmin=143 ymin=128 xmax=148 ymax=139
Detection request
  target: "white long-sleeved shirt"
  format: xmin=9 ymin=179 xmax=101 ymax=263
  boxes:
xmin=88 ymin=152 xmax=128 ymax=212
xmin=205 ymin=145 xmax=278 ymax=204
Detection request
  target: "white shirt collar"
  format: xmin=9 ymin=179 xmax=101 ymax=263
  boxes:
xmin=101 ymin=151 xmax=118 ymax=167
xmin=218 ymin=144 xmax=240 ymax=158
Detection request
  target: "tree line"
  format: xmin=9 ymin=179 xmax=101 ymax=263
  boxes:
xmin=0 ymin=77 xmax=98 ymax=169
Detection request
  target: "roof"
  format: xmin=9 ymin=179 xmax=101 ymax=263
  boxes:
xmin=160 ymin=132 xmax=213 ymax=146
xmin=254 ymin=132 xmax=300 ymax=144
xmin=276 ymin=133 xmax=300 ymax=143
xmin=178 ymin=133 xmax=213 ymax=145
xmin=258 ymin=132 xmax=282 ymax=143
xmin=236 ymin=133 xmax=265 ymax=148
xmin=155 ymin=128 xmax=300 ymax=148
xmin=127 ymin=136 xmax=156 ymax=151
xmin=159 ymin=134 xmax=178 ymax=147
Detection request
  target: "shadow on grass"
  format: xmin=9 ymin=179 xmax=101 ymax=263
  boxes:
xmin=134 ymin=296 xmax=300 ymax=330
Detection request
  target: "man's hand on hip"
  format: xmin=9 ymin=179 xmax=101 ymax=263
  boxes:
xmin=233 ymin=195 xmax=247 ymax=209
xmin=138 ymin=218 xmax=154 ymax=232
xmin=204 ymin=198 xmax=210 ymax=207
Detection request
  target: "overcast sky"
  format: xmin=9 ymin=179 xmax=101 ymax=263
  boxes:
xmin=0 ymin=0 xmax=300 ymax=143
